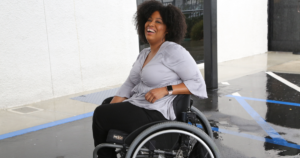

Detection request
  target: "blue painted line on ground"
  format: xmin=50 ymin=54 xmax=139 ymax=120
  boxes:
xmin=195 ymin=124 xmax=300 ymax=150
xmin=1 ymin=110 xmax=300 ymax=150
xmin=226 ymin=95 xmax=300 ymax=107
xmin=0 ymin=112 xmax=93 ymax=140
xmin=233 ymin=97 xmax=287 ymax=142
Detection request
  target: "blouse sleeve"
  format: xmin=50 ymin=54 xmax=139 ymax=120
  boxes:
xmin=162 ymin=44 xmax=208 ymax=99
xmin=115 ymin=76 xmax=135 ymax=98
xmin=114 ymin=48 xmax=148 ymax=98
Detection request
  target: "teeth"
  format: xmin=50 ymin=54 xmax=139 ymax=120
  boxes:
xmin=147 ymin=29 xmax=155 ymax=33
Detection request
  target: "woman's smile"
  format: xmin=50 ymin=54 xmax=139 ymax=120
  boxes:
xmin=146 ymin=28 xmax=156 ymax=35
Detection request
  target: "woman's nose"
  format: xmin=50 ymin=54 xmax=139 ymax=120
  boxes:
xmin=149 ymin=21 xmax=155 ymax=26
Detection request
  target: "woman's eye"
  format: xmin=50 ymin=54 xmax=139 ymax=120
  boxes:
xmin=156 ymin=21 xmax=162 ymax=24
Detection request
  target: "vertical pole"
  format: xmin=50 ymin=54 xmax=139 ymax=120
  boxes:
xmin=204 ymin=0 xmax=218 ymax=89
xmin=268 ymin=0 xmax=273 ymax=51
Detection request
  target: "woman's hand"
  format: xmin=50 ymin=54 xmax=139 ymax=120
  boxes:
xmin=110 ymin=96 xmax=127 ymax=104
xmin=145 ymin=87 xmax=168 ymax=103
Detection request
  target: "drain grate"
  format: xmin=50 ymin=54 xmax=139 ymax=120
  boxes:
xmin=72 ymin=87 xmax=119 ymax=105
xmin=8 ymin=106 xmax=43 ymax=114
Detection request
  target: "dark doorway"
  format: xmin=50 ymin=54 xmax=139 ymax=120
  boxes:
xmin=268 ymin=0 xmax=300 ymax=52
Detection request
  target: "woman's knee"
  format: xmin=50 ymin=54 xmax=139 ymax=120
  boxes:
xmin=94 ymin=103 xmax=109 ymax=113
xmin=93 ymin=105 xmax=104 ymax=122
xmin=93 ymin=104 xmax=112 ymax=120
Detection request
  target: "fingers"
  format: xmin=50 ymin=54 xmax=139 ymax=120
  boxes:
xmin=144 ymin=92 xmax=150 ymax=102
xmin=145 ymin=92 xmax=153 ymax=103
xmin=145 ymin=91 xmax=156 ymax=103
xmin=151 ymin=98 xmax=157 ymax=103
xmin=145 ymin=88 xmax=165 ymax=103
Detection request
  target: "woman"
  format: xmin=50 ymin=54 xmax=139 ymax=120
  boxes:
xmin=92 ymin=0 xmax=207 ymax=157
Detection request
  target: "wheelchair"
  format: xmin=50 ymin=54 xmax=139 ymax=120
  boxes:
xmin=93 ymin=94 xmax=221 ymax=158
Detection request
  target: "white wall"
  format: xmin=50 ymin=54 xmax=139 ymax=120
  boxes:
xmin=0 ymin=0 xmax=269 ymax=109
xmin=217 ymin=0 xmax=268 ymax=63
xmin=0 ymin=0 xmax=139 ymax=109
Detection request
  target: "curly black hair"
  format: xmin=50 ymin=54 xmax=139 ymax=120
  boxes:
xmin=135 ymin=0 xmax=187 ymax=44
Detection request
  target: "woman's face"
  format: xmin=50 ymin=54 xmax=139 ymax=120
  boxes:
xmin=144 ymin=11 xmax=167 ymax=44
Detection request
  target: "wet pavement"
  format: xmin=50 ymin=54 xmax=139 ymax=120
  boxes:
xmin=192 ymin=71 xmax=300 ymax=157
xmin=0 ymin=71 xmax=300 ymax=158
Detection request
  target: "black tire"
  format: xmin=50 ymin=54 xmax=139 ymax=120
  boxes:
xmin=191 ymin=106 xmax=213 ymax=138
xmin=125 ymin=121 xmax=221 ymax=158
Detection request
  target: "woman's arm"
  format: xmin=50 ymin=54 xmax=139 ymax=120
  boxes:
xmin=172 ymin=83 xmax=192 ymax=95
xmin=163 ymin=45 xmax=207 ymax=98
xmin=145 ymin=83 xmax=191 ymax=103
xmin=111 ymin=52 xmax=145 ymax=103
xmin=113 ymin=76 xmax=135 ymax=103
xmin=110 ymin=96 xmax=127 ymax=104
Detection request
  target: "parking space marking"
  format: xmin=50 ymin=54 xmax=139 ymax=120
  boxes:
xmin=230 ymin=90 xmax=286 ymax=141
xmin=0 ymin=112 xmax=93 ymax=140
xmin=230 ymin=91 xmax=287 ymax=141
xmin=192 ymin=123 xmax=300 ymax=149
xmin=224 ymin=81 xmax=300 ymax=149
xmin=266 ymin=71 xmax=300 ymax=93
xmin=227 ymin=95 xmax=300 ymax=107
xmin=195 ymin=124 xmax=300 ymax=149
xmin=234 ymin=96 xmax=287 ymax=141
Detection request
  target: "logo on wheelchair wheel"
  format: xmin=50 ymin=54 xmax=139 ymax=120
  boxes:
xmin=113 ymin=135 xmax=123 ymax=141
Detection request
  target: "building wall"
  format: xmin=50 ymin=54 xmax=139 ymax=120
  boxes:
xmin=218 ymin=0 xmax=268 ymax=62
xmin=0 ymin=0 xmax=139 ymax=109
xmin=0 ymin=0 xmax=268 ymax=109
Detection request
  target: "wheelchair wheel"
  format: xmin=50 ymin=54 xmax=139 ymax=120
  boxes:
xmin=191 ymin=106 xmax=213 ymax=138
xmin=126 ymin=121 xmax=221 ymax=158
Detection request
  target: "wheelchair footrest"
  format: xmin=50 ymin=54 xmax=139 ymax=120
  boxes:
xmin=106 ymin=129 xmax=129 ymax=144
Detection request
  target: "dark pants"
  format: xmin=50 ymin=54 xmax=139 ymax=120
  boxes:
xmin=92 ymin=101 xmax=167 ymax=158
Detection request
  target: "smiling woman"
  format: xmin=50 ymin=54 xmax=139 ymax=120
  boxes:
xmin=92 ymin=1 xmax=207 ymax=157
xmin=135 ymin=0 xmax=187 ymax=44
